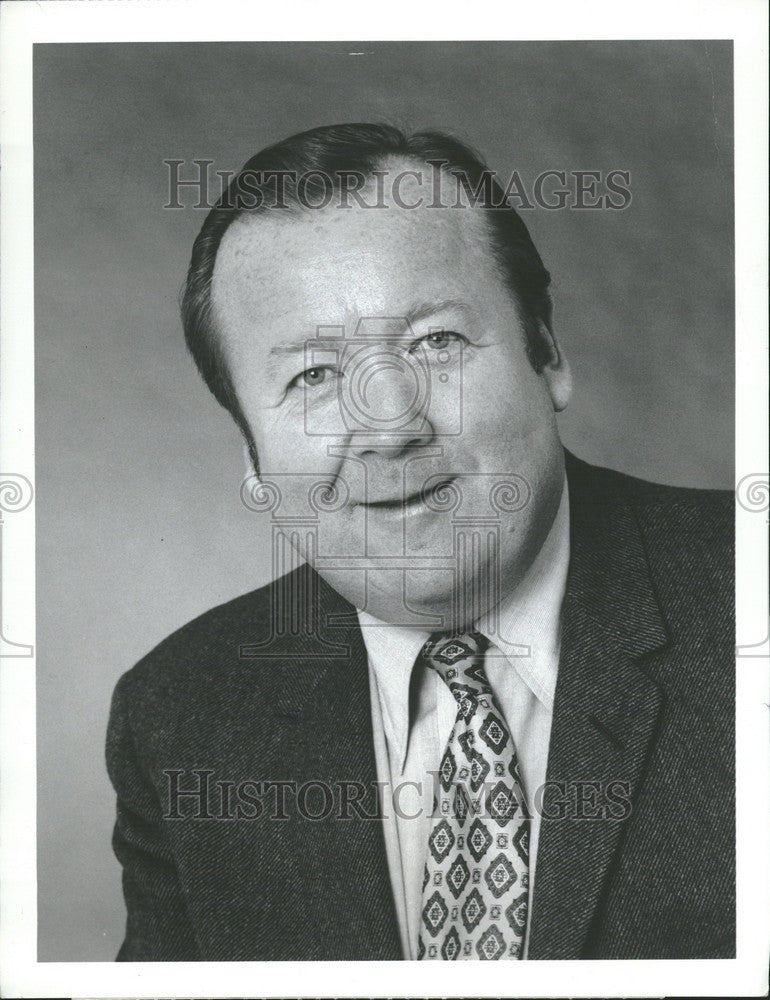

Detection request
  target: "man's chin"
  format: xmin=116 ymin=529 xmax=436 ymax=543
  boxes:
xmin=312 ymin=566 xmax=496 ymax=632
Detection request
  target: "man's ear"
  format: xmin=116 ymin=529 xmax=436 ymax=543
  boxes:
xmin=538 ymin=320 xmax=572 ymax=413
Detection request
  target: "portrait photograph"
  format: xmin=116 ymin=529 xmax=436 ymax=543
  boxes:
xmin=0 ymin=2 xmax=767 ymax=998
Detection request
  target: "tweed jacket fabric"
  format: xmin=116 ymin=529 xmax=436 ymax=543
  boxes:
xmin=106 ymin=451 xmax=735 ymax=960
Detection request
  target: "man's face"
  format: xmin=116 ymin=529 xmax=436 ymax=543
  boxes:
xmin=212 ymin=166 xmax=571 ymax=628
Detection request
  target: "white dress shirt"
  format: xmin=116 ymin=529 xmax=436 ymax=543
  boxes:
xmin=358 ymin=479 xmax=570 ymax=959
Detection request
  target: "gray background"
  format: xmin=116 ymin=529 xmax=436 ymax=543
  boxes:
xmin=34 ymin=41 xmax=733 ymax=960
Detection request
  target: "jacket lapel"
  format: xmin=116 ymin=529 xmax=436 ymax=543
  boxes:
xmin=528 ymin=453 xmax=668 ymax=959
xmin=267 ymin=569 xmax=402 ymax=960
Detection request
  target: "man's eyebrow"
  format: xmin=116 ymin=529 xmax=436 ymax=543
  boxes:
xmin=265 ymin=341 xmax=311 ymax=381
xmin=267 ymin=299 xmax=474 ymax=365
xmin=403 ymin=298 xmax=474 ymax=326
xmin=269 ymin=342 xmax=308 ymax=357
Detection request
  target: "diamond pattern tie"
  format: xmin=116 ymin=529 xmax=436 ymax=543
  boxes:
xmin=417 ymin=630 xmax=530 ymax=960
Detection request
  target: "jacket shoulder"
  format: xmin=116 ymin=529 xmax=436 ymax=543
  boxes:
xmin=610 ymin=465 xmax=733 ymax=560
xmin=613 ymin=466 xmax=731 ymax=517
xmin=567 ymin=451 xmax=732 ymax=539
xmin=568 ymin=453 xmax=734 ymax=625
xmin=112 ymin=574 xmax=284 ymax=713
xmin=566 ymin=451 xmax=733 ymax=601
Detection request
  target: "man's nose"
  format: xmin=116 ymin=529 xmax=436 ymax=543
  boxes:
xmin=342 ymin=352 xmax=435 ymax=456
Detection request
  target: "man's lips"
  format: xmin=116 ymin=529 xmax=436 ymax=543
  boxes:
xmin=353 ymin=478 xmax=455 ymax=518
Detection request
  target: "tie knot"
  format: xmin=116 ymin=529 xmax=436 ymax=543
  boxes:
xmin=420 ymin=630 xmax=492 ymax=708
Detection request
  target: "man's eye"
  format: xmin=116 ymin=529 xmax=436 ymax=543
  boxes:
xmin=292 ymin=366 xmax=334 ymax=388
xmin=414 ymin=331 xmax=463 ymax=352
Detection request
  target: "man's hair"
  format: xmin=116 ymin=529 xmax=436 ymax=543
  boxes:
xmin=181 ymin=123 xmax=553 ymax=462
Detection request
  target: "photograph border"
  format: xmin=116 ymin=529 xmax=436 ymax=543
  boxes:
xmin=1 ymin=1 xmax=767 ymax=996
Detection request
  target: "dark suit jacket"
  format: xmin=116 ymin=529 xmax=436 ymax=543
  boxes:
xmin=106 ymin=452 xmax=735 ymax=960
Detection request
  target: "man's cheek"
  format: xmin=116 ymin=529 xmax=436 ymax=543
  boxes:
xmin=461 ymin=389 xmax=528 ymax=453
xmin=254 ymin=416 xmax=321 ymax=473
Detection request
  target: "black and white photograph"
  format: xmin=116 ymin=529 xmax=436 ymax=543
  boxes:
xmin=0 ymin=2 xmax=768 ymax=997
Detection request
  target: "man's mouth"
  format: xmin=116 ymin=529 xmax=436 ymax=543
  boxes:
xmin=355 ymin=478 xmax=455 ymax=519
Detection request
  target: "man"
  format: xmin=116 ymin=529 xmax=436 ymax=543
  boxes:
xmin=106 ymin=124 xmax=734 ymax=961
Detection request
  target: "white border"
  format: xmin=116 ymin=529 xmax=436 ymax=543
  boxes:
xmin=1 ymin=1 xmax=767 ymax=997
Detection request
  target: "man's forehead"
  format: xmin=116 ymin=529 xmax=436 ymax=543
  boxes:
xmin=213 ymin=193 xmax=496 ymax=340
xmin=216 ymin=166 xmax=491 ymax=273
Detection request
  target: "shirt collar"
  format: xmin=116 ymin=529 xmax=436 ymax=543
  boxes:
xmin=356 ymin=611 xmax=432 ymax=773
xmin=358 ymin=476 xmax=570 ymax=771
xmin=475 ymin=479 xmax=570 ymax=710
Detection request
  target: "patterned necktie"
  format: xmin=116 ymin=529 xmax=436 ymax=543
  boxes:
xmin=417 ymin=630 xmax=530 ymax=960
